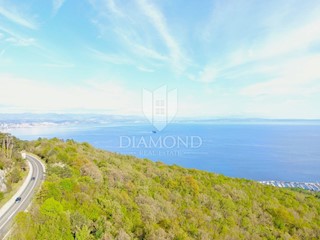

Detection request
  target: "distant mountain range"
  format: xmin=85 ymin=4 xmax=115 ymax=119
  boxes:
xmin=0 ymin=113 xmax=320 ymax=129
xmin=0 ymin=113 xmax=146 ymax=129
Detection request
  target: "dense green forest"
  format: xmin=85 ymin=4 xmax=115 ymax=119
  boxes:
xmin=0 ymin=133 xmax=28 ymax=201
xmin=8 ymin=137 xmax=320 ymax=239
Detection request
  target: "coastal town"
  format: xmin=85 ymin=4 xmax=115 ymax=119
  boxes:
xmin=259 ymin=181 xmax=320 ymax=192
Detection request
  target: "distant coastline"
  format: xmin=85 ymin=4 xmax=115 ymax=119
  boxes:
xmin=2 ymin=115 xmax=320 ymax=183
xmin=259 ymin=181 xmax=320 ymax=192
xmin=1 ymin=113 xmax=320 ymax=130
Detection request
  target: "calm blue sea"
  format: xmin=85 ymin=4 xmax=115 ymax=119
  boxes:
xmin=10 ymin=123 xmax=320 ymax=182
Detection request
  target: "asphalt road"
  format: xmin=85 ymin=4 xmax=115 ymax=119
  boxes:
xmin=0 ymin=154 xmax=45 ymax=239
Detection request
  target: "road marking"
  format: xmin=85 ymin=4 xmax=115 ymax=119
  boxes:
xmin=0 ymin=158 xmax=40 ymax=231
xmin=0 ymin=160 xmax=33 ymax=219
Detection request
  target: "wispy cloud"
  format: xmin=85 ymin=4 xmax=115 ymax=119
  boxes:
xmin=53 ymin=0 xmax=66 ymax=15
xmin=198 ymin=65 xmax=219 ymax=83
xmin=89 ymin=48 xmax=133 ymax=65
xmin=114 ymin=28 xmax=168 ymax=62
xmin=136 ymin=0 xmax=186 ymax=72
xmin=89 ymin=0 xmax=188 ymax=73
xmin=195 ymin=4 xmax=320 ymax=83
xmin=88 ymin=0 xmax=174 ymax=72
xmin=0 ymin=4 xmax=37 ymax=29
xmin=230 ymin=17 xmax=320 ymax=66
xmin=88 ymin=47 xmax=154 ymax=72
xmin=105 ymin=0 xmax=124 ymax=17
xmin=137 ymin=66 xmax=154 ymax=72
xmin=241 ymin=54 xmax=320 ymax=96
xmin=0 ymin=24 xmax=75 ymax=70
xmin=1 ymin=0 xmax=319 ymax=118
xmin=0 ymin=25 xmax=36 ymax=47
xmin=5 ymin=36 xmax=36 ymax=46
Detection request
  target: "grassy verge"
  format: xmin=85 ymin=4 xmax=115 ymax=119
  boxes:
xmin=0 ymin=166 xmax=29 ymax=208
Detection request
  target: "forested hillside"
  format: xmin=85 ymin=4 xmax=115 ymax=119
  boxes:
xmin=0 ymin=133 xmax=28 ymax=200
xmin=10 ymin=137 xmax=320 ymax=239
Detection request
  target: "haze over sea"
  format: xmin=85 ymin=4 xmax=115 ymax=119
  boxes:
xmin=9 ymin=122 xmax=320 ymax=182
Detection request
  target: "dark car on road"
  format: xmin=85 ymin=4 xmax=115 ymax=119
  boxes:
xmin=31 ymin=177 xmax=36 ymax=180
xmin=15 ymin=197 xmax=21 ymax=202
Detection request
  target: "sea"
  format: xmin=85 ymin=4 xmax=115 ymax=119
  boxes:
xmin=9 ymin=122 xmax=320 ymax=182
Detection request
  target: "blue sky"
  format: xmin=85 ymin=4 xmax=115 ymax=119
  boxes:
xmin=0 ymin=0 xmax=320 ymax=118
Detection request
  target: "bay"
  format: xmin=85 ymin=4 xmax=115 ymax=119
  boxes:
xmin=9 ymin=123 xmax=320 ymax=182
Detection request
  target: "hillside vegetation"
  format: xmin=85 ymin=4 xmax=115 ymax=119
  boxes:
xmin=9 ymin=137 xmax=320 ymax=239
xmin=0 ymin=133 xmax=28 ymax=200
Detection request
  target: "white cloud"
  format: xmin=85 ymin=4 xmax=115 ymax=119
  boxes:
xmin=5 ymin=36 xmax=36 ymax=46
xmin=89 ymin=0 xmax=190 ymax=74
xmin=241 ymin=55 xmax=320 ymax=96
xmin=53 ymin=0 xmax=66 ymax=15
xmin=198 ymin=65 xmax=219 ymax=83
xmin=0 ymin=4 xmax=37 ymax=29
xmin=199 ymin=15 xmax=320 ymax=83
xmin=89 ymin=47 xmax=156 ymax=72
xmin=105 ymin=0 xmax=124 ymax=17
xmin=136 ymin=0 xmax=186 ymax=72
xmin=197 ymin=3 xmax=320 ymax=85
xmin=89 ymin=1 xmax=168 ymax=71
xmin=112 ymin=27 xmax=169 ymax=63
xmin=249 ymin=18 xmax=320 ymax=62
xmin=137 ymin=66 xmax=154 ymax=72
xmin=0 ymin=74 xmax=140 ymax=114
xmin=89 ymin=48 xmax=132 ymax=65
xmin=0 ymin=25 xmax=36 ymax=47
xmin=127 ymin=40 xmax=168 ymax=62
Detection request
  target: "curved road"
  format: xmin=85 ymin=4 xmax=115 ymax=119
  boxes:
xmin=0 ymin=154 xmax=45 ymax=239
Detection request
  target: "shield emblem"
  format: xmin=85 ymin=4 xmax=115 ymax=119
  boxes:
xmin=143 ymin=85 xmax=177 ymax=131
